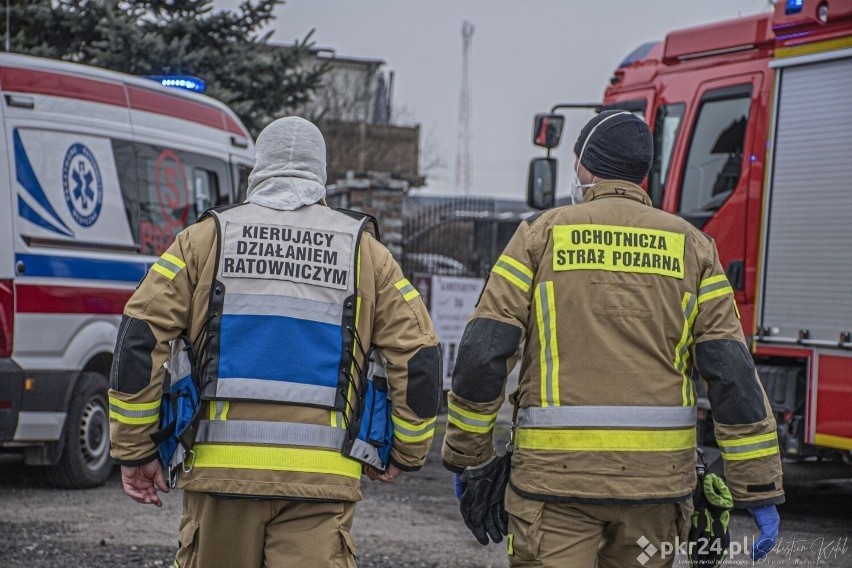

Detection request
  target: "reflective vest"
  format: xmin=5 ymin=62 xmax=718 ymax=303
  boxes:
xmin=189 ymin=203 xmax=388 ymax=474
xmin=205 ymin=203 xmax=363 ymax=408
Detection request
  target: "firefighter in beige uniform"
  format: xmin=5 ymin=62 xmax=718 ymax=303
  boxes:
xmin=442 ymin=111 xmax=783 ymax=567
xmin=109 ymin=117 xmax=441 ymax=568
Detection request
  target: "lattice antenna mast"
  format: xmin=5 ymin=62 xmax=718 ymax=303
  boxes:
xmin=455 ymin=21 xmax=474 ymax=195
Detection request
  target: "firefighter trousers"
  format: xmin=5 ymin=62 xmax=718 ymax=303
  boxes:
xmin=504 ymin=486 xmax=691 ymax=567
xmin=174 ymin=490 xmax=357 ymax=568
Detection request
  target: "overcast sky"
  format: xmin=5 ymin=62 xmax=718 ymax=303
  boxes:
xmin=215 ymin=0 xmax=771 ymax=200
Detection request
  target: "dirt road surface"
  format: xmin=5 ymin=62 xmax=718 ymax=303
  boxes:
xmin=1 ymin=417 xmax=850 ymax=567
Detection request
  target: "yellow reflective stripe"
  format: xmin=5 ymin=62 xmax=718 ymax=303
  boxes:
xmin=498 ymin=255 xmax=533 ymax=279
xmin=447 ymin=402 xmax=496 ymax=434
xmin=721 ymin=446 xmax=779 ymax=461
xmin=535 ymin=282 xmax=560 ymax=407
xmin=493 ymin=255 xmax=534 ymax=293
xmin=150 ymin=262 xmax=177 ymax=280
xmin=674 ymin=293 xmax=698 ymax=406
xmin=717 ymin=432 xmax=777 ymax=448
xmin=109 ymin=410 xmax=159 ymax=425
xmin=699 ymin=274 xmax=728 ymax=288
xmin=193 ymin=444 xmax=362 ymax=479
xmin=108 ymin=397 xmax=160 ymax=412
xmin=698 ymin=274 xmax=734 ymax=305
xmin=108 ymin=395 xmax=160 ymax=426
xmin=392 ymin=415 xmax=437 ymax=442
xmin=151 ymin=252 xmax=186 ymax=280
xmin=209 ymin=401 xmax=230 ymax=421
xmin=814 ymin=433 xmax=852 ymax=451
xmin=516 ymin=428 xmax=696 ymax=452
xmin=394 ymin=278 xmax=420 ymax=302
xmin=492 ymin=264 xmax=531 ymax=293
xmin=161 ymin=252 xmax=186 ymax=269
xmin=718 ymin=432 xmax=779 ymax=461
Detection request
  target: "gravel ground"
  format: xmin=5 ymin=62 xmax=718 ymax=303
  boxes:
xmin=1 ymin=417 xmax=851 ymax=567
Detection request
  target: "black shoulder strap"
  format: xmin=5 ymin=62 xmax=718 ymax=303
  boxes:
xmin=335 ymin=208 xmax=381 ymax=243
xmin=197 ymin=202 xmax=247 ymax=225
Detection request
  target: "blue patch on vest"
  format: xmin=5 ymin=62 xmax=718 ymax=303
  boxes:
xmin=218 ymin=314 xmax=342 ymax=387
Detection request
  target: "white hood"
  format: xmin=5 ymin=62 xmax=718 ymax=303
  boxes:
xmin=246 ymin=116 xmax=327 ymax=211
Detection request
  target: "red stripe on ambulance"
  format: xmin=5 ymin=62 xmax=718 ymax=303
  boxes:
xmin=16 ymin=284 xmax=133 ymax=315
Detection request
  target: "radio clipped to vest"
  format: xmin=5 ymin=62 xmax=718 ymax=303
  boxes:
xmin=150 ymin=336 xmax=203 ymax=487
xmin=344 ymin=346 xmax=394 ymax=471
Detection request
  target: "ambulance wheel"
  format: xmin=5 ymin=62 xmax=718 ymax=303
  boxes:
xmin=46 ymin=372 xmax=113 ymax=488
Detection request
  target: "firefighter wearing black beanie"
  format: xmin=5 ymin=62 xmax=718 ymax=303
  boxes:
xmin=573 ymin=109 xmax=653 ymax=185
xmin=442 ymin=109 xmax=784 ymax=567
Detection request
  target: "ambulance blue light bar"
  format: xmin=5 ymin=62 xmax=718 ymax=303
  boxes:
xmin=785 ymin=0 xmax=804 ymax=15
xmin=143 ymin=75 xmax=207 ymax=93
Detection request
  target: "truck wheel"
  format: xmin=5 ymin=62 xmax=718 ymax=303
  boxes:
xmin=45 ymin=372 xmax=113 ymax=488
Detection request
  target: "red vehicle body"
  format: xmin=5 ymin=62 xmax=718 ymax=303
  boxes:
xmin=600 ymin=0 xmax=852 ymax=461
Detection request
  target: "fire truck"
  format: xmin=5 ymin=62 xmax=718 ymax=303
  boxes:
xmin=527 ymin=0 xmax=852 ymax=464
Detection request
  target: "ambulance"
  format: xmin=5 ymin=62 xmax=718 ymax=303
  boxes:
xmin=0 ymin=54 xmax=254 ymax=487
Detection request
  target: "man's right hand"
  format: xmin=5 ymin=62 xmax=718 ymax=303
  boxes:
xmin=120 ymin=460 xmax=169 ymax=507
xmin=459 ymin=455 xmax=510 ymax=545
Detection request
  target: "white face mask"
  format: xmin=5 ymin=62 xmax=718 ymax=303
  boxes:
xmin=568 ymin=169 xmax=590 ymax=205
xmin=572 ymin=110 xmax=633 ymax=205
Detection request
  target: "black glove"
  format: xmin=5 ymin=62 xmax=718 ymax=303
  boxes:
xmin=459 ymin=454 xmax=510 ymax=545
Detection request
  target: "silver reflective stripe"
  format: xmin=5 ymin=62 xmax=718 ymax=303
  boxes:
xmin=156 ymin=257 xmax=183 ymax=275
xmin=367 ymin=350 xmax=388 ymax=380
xmin=517 ymin=405 xmax=697 ymax=429
xmin=537 ymin=282 xmax=557 ymax=407
xmin=447 ymin=407 xmax=494 ymax=430
xmin=676 ymin=294 xmax=698 ymax=371
xmin=698 ymin=279 xmax=731 ymax=298
xmin=109 ymin=404 xmax=159 ymax=420
xmin=216 ymin=378 xmax=338 ymax=407
xmin=224 ymin=293 xmax=343 ymax=325
xmin=196 ymin=420 xmax=345 ymax=448
xmin=720 ymin=438 xmax=778 ymax=456
xmin=397 ymin=283 xmax=416 ymax=297
xmin=195 ymin=419 xmax=385 ymax=469
xmin=212 ymin=401 xmax=227 ymax=421
xmin=349 ymin=438 xmax=384 ymax=470
xmin=495 ymin=258 xmax=532 ymax=288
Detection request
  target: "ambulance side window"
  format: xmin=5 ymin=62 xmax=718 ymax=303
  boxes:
xmin=648 ymin=103 xmax=684 ymax=209
xmin=679 ymin=86 xmax=751 ymax=216
xmin=235 ymin=165 xmax=251 ymax=202
xmin=134 ymin=144 xmax=228 ymax=256
xmin=113 ymin=139 xmax=140 ymax=248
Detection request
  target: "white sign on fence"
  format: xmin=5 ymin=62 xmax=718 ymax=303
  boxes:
xmin=414 ymin=274 xmax=485 ymax=390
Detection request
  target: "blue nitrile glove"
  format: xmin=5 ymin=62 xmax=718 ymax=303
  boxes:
xmin=749 ymin=505 xmax=780 ymax=560
xmin=454 ymin=472 xmax=466 ymax=501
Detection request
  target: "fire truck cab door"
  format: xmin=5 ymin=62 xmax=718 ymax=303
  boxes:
xmin=672 ymin=73 xmax=764 ymax=307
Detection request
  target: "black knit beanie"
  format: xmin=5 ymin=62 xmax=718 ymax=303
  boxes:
xmin=573 ymin=110 xmax=653 ymax=185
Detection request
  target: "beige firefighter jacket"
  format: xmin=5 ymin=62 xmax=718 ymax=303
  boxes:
xmin=442 ymin=181 xmax=784 ymax=508
xmin=109 ymin=204 xmax=441 ymax=502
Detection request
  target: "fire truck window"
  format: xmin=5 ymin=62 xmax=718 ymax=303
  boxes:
xmin=649 ymin=103 xmax=684 ymax=208
xmin=679 ymin=96 xmax=751 ymax=215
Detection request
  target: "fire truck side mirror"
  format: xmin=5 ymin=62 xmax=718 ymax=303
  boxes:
xmin=527 ymin=157 xmax=557 ymax=210
xmin=532 ymin=113 xmax=565 ymax=149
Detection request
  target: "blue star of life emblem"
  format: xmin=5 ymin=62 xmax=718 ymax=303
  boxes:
xmin=63 ymin=143 xmax=103 ymax=227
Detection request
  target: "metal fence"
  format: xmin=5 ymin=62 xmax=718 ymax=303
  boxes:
xmin=401 ymin=197 xmax=521 ymax=279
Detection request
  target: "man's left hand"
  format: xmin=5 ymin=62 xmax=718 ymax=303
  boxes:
xmin=365 ymin=463 xmax=403 ymax=483
xmin=120 ymin=460 xmax=169 ymax=507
